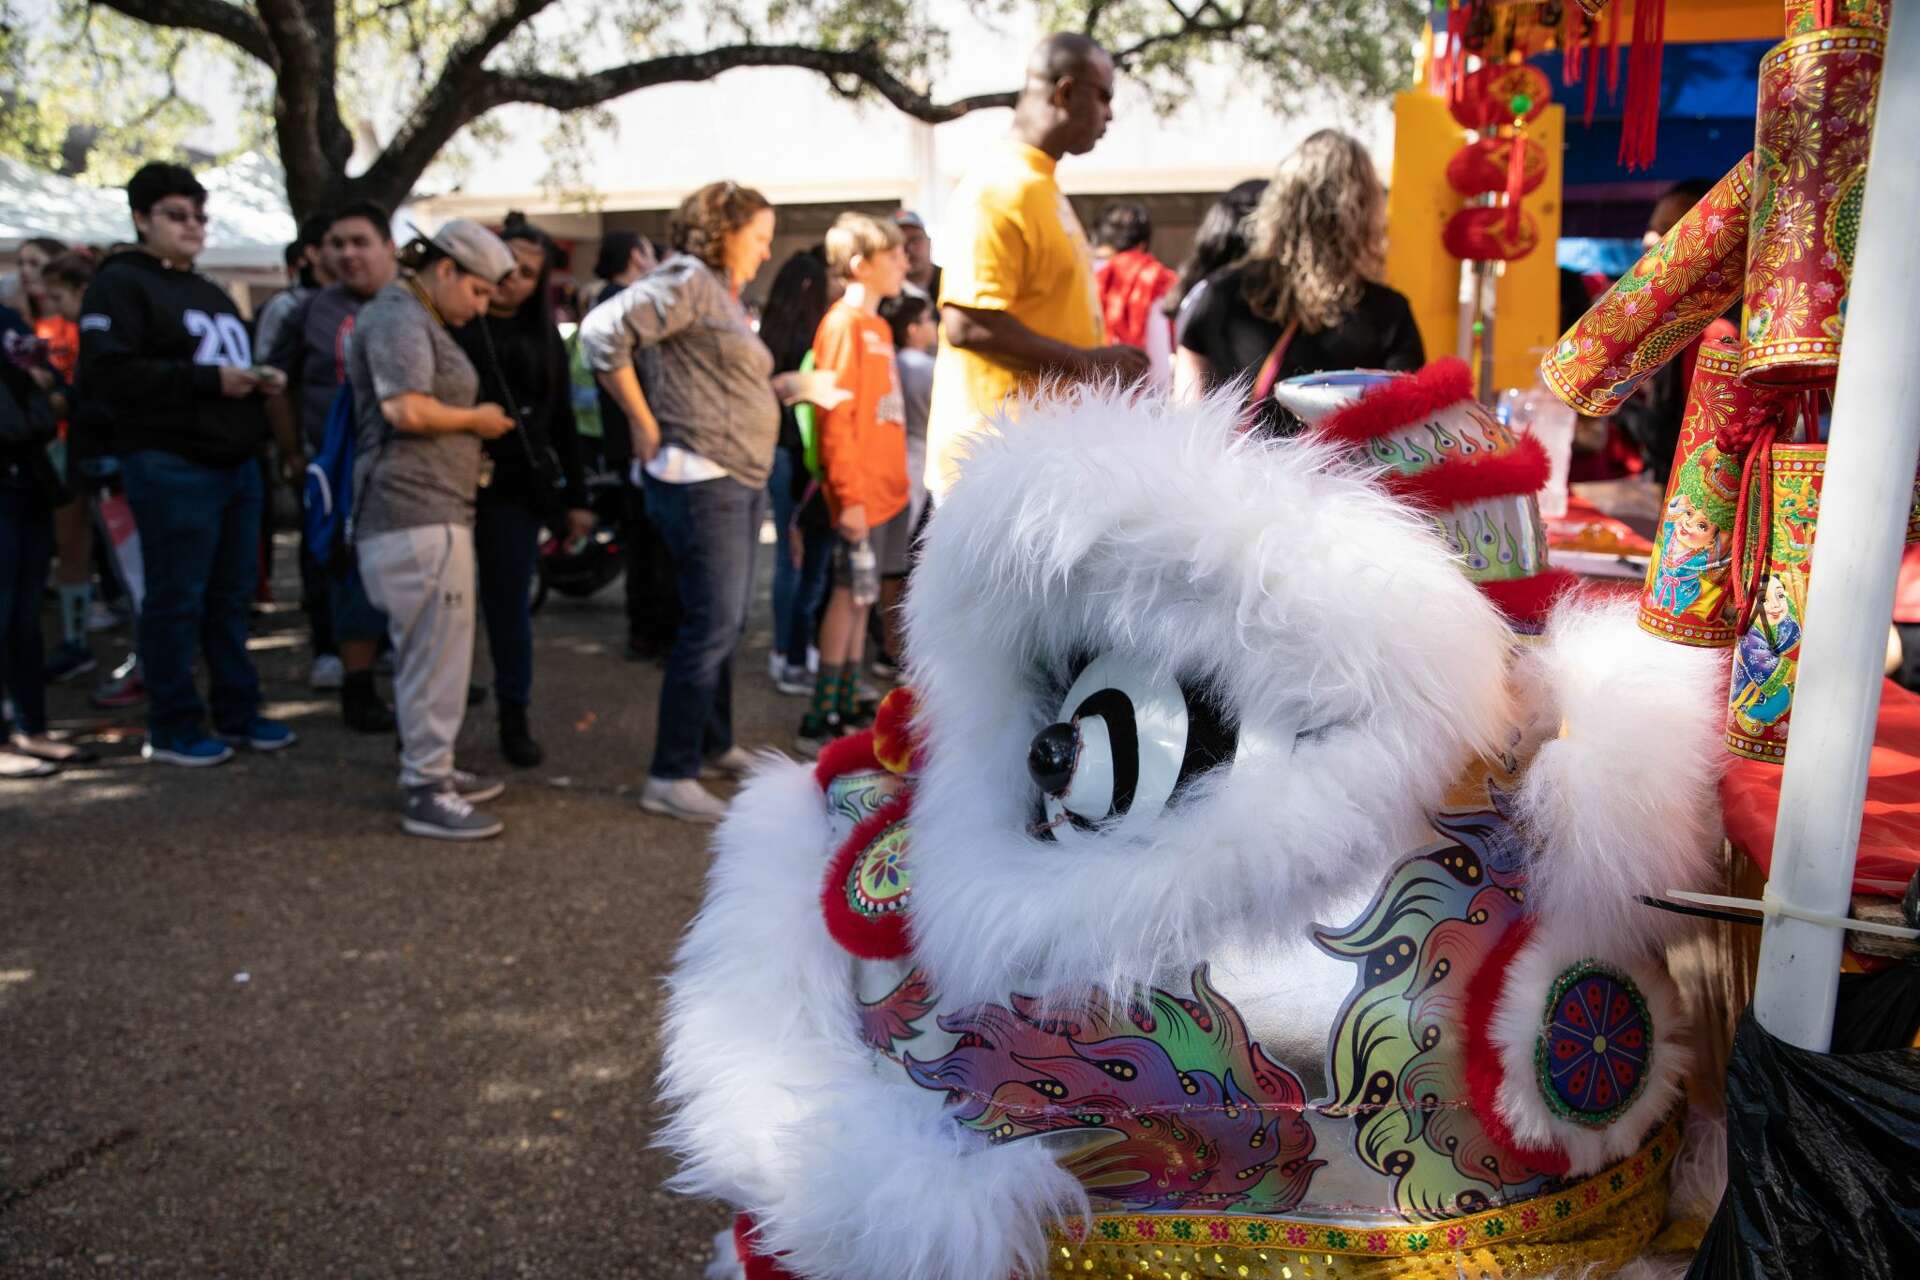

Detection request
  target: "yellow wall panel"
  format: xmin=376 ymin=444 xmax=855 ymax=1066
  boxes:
xmin=1383 ymin=90 xmax=1468 ymax=365
xmin=1494 ymin=104 xmax=1565 ymax=393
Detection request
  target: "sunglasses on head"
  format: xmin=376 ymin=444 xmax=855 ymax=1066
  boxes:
xmin=153 ymin=205 xmax=210 ymax=226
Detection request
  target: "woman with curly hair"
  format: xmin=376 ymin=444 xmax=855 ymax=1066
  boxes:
xmin=1174 ymin=131 xmax=1423 ymax=435
xmin=580 ymin=180 xmax=778 ymax=823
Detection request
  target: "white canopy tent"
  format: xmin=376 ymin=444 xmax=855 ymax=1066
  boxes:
xmin=0 ymin=152 xmax=295 ymax=309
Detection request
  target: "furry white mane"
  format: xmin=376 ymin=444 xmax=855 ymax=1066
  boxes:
xmin=902 ymin=385 xmax=1517 ymax=1001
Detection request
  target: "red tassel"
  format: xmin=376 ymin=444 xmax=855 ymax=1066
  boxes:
xmin=1730 ymin=431 xmax=1776 ymax=637
xmin=1503 ymin=121 xmax=1529 ymax=240
xmin=1618 ymin=0 xmax=1667 ymax=171
xmin=1607 ymin=0 xmax=1622 ymax=97
xmin=1584 ymin=19 xmax=1602 ymax=125
xmin=1563 ymin=6 xmax=1582 ymax=83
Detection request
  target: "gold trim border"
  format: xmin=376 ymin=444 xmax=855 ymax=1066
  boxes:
xmin=1048 ymin=1115 xmax=1681 ymax=1261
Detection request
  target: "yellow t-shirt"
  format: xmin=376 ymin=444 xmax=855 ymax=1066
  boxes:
xmin=925 ymin=140 xmax=1103 ymax=498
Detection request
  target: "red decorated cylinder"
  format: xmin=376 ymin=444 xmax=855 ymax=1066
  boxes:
xmin=1639 ymin=337 xmax=1779 ymax=648
xmin=1541 ymin=154 xmax=1754 ymax=416
xmin=1740 ymin=27 xmax=1885 ymax=388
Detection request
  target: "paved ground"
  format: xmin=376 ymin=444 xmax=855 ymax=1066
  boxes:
xmin=0 ymin=534 xmax=816 ymax=1277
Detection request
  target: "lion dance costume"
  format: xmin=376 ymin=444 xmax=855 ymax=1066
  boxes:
xmin=662 ymin=360 xmax=1726 ymax=1279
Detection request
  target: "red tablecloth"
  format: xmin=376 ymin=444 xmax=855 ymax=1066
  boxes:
xmin=1720 ymin=678 xmax=1920 ymax=897
xmin=1546 ymin=494 xmax=1655 ymax=558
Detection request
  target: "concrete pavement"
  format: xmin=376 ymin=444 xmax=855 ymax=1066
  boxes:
xmin=0 ymin=540 xmax=814 ymax=1276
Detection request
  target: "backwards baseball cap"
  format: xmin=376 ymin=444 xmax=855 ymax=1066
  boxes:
xmin=893 ymin=209 xmax=927 ymax=232
xmin=430 ymin=218 xmax=515 ymax=283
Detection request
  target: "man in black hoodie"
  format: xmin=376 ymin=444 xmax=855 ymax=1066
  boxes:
xmin=78 ymin=162 xmax=297 ymax=766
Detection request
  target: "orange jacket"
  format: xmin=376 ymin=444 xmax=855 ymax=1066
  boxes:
xmin=812 ymin=301 xmax=908 ymax=527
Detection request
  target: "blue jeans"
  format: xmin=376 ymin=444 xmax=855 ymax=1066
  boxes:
xmin=474 ymin=500 xmax=540 ymax=708
xmin=784 ymin=526 xmax=833 ymax=670
xmin=0 ymin=473 xmax=54 ymax=735
xmin=121 ymin=449 xmax=263 ymax=738
xmin=644 ymin=471 xmax=765 ymax=779
xmin=768 ymin=448 xmax=799 ymax=660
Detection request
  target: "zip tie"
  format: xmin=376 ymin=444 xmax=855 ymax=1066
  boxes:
xmin=1663 ymin=888 xmax=1920 ymax=942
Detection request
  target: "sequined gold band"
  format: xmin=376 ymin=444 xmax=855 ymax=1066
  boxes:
xmin=1047 ymin=1115 xmax=1680 ymax=1279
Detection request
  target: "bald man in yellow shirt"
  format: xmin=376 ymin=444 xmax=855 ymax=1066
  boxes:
xmin=926 ymin=33 xmax=1151 ymax=500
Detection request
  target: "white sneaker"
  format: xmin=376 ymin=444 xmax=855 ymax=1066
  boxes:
xmin=639 ymin=776 xmax=730 ymax=823
xmin=309 ymin=654 xmax=346 ymax=690
xmin=805 ymin=645 xmax=820 ymax=676
xmin=701 ymin=746 xmax=757 ymax=780
xmin=773 ymin=662 xmax=812 ymax=697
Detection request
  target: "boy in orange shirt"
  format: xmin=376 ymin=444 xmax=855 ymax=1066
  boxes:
xmin=798 ymin=213 xmax=910 ymax=753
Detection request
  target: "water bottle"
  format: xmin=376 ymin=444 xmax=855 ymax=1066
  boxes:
xmin=849 ymin=537 xmax=880 ymax=607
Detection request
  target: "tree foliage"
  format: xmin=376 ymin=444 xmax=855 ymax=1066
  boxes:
xmin=3 ymin=0 xmax=1422 ymax=218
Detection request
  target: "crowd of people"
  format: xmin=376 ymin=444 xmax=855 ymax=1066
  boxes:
xmin=1 ymin=30 xmax=1442 ymax=839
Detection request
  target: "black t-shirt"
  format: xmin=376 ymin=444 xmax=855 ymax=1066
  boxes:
xmin=1176 ymin=267 xmax=1425 ymax=436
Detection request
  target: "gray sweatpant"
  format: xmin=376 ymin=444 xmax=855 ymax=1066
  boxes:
xmin=357 ymin=524 xmax=476 ymax=789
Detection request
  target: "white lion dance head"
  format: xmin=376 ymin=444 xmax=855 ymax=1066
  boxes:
xmin=662 ymin=366 xmax=1727 ymax=1280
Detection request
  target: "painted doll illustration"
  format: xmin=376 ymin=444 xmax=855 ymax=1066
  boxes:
xmin=1652 ymin=443 xmax=1739 ymax=620
xmin=1731 ymin=572 xmax=1806 ymax=736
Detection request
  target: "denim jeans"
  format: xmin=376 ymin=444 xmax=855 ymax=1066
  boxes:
xmin=474 ymin=499 xmax=540 ymax=708
xmin=121 ymin=449 xmax=262 ymax=738
xmin=768 ymin=447 xmax=798 ymax=659
xmin=0 ymin=472 xmax=54 ymax=735
xmin=643 ymin=471 xmax=765 ymax=779
xmin=783 ymin=526 xmax=833 ymax=670
xmin=623 ymin=475 xmax=681 ymax=652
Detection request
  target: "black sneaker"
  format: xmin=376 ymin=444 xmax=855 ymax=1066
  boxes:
xmin=343 ymin=687 xmax=397 ymax=734
xmin=44 ymin=641 xmax=96 ymax=684
xmin=795 ymin=712 xmax=844 ymax=759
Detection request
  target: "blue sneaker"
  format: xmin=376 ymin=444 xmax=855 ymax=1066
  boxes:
xmin=142 ymin=732 xmax=235 ymax=767
xmin=219 ymin=717 xmax=298 ymax=752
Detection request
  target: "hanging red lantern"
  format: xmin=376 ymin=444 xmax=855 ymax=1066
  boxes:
xmin=1446 ymin=135 xmax=1549 ymax=197
xmin=1443 ymin=205 xmax=1541 ymax=261
xmin=1449 ymin=62 xmax=1553 ymax=131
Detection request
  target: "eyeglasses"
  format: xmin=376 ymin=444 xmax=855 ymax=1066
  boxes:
xmin=153 ymin=206 xmax=210 ymax=226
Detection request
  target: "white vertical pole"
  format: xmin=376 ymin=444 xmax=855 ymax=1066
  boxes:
xmin=1750 ymin=5 xmax=1920 ymax=1052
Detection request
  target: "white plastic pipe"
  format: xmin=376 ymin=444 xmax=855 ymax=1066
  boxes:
xmin=1750 ymin=3 xmax=1920 ymax=1052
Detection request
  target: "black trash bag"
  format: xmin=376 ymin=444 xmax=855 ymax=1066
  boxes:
xmin=1687 ymin=999 xmax=1920 ymax=1278
xmin=1831 ymin=961 xmax=1920 ymax=1056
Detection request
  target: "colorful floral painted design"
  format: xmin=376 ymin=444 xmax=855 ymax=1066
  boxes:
xmin=1743 ymin=29 xmax=1883 ymax=385
xmin=1536 ymin=963 xmax=1653 ymax=1127
xmin=902 ymin=967 xmax=1322 ymax=1213
xmin=846 ymin=821 xmax=912 ymax=919
xmin=1316 ymin=783 xmax=1557 ymax=1221
xmin=1542 ymin=156 xmax=1754 ymax=416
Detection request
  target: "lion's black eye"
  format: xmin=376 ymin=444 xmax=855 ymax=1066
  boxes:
xmin=1029 ymin=653 xmax=1238 ymax=837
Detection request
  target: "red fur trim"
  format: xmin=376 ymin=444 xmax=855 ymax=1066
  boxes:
xmin=1316 ymin=358 xmax=1476 ymax=445
xmin=1462 ymin=920 xmax=1572 ymax=1178
xmin=820 ymin=792 xmax=915 ymax=961
xmin=1479 ymin=569 xmax=1580 ymax=630
xmin=814 ymin=729 xmax=881 ymax=789
xmin=873 ymin=686 xmax=920 ymax=774
xmin=1384 ymin=433 xmax=1551 ymax=510
xmin=734 ymin=1214 xmax=801 ymax=1280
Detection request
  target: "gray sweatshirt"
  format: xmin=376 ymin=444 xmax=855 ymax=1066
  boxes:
xmin=578 ymin=254 xmax=779 ymax=488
